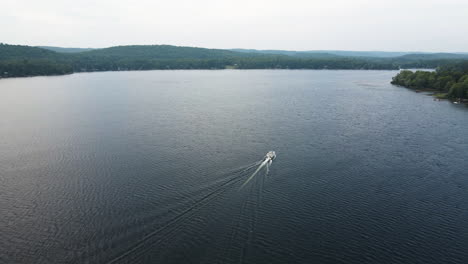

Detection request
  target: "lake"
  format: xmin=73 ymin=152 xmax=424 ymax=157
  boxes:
xmin=1 ymin=70 xmax=468 ymax=264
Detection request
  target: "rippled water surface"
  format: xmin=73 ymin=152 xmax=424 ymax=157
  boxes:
xmin=1 ymin=70 xmax=468 ymax=264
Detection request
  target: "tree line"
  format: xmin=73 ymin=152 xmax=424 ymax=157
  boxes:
xmin=391 ymin=62 xmax=468 ymax=99
xmin=1 ymin=43 xmax=468 ymax=78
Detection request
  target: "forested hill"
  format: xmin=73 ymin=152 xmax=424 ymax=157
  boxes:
xmin=0 ymin=44 xmax=62 ymax=60
xmin=38 ymin=46 xmax=94 ymax=53
xmin=0 ymin=44 xmax=263 ymax=77
xmin=232 ymin=49 xmax=468 ymax=58
xmin=395 ymin=53 xmax=468 ymax=60
xmin=0 ymin=44 xmax=73 ymax=77
xmin=1 ymin=43 xmax=468 ymax=78
xmin=230 ymin=49 xmax=339 ymax=58
xmin=78 ymin=45 xmax=257 ymax=59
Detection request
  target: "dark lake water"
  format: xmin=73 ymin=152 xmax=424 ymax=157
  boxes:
xmin=1 ymin=70 xmax=468 ymax=264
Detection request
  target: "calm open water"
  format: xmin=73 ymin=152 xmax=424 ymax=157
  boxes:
xmin=1 ymin=70 xmax=468 ymax=264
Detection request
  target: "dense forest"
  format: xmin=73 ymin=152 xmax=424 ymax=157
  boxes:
xmin=1 ymin=43 xmax=468 ymax=78
xmin=391 ymin=62 xmax=468 ymax=99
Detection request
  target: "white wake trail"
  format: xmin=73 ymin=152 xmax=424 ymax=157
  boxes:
xmin=240 ymin=159 xmax=268 ymax=189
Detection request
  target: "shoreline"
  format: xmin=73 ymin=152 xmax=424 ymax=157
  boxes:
xmin=396 ymin=85 xmax=468 ymax=105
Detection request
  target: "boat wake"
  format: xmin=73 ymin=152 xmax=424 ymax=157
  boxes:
xmin=107 ymin=151 xmax=276 ymax=264
xmin=241 ymin=151 xmax=276 ymax=188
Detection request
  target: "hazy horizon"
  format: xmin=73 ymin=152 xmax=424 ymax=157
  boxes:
xmin=2 ymin=0 xmax=468 ymax=52
xmin=22 ymin=45 xmax=467 ymax=54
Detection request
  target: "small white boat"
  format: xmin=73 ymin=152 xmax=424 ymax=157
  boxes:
xmin=265 ymin=151 xmax=276 ymax=161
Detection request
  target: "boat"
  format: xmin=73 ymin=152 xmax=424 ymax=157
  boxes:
xmin=265 ymin=151 xmax=276 ymax=161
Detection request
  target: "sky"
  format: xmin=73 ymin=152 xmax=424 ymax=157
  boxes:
xmin=2 ymin=0 xmax=468 ymax=52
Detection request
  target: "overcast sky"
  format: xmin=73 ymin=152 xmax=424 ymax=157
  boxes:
xmin=2 ymin=0 xmax=468 ymax=52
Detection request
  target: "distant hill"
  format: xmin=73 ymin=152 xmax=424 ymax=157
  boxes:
xmin=0 ymin=44 xmax=62 ymax=60
xmin=1 ymin=43 xmax=468 ymax=78
xmin=396 ymin=53 xmax=468 ymax=60
xmin=231 ymin=49 xmax=418 ymax=58
xmin=311 ymin=50 xmax=417 ymax=58
xmin=231 ymin=49 xmax=339 ymax=58
xmin=38 ymin=46 xmax=95 ymax=53
xmin=232 ymin=49 xmax=468 ymax=59
xmin=79 ymin=45 xmax=261 ymax=59
xmin=0 ymin=44 xmax=73 ymax=77
xmin=39 ymin=45 xmax=259 ymax=59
